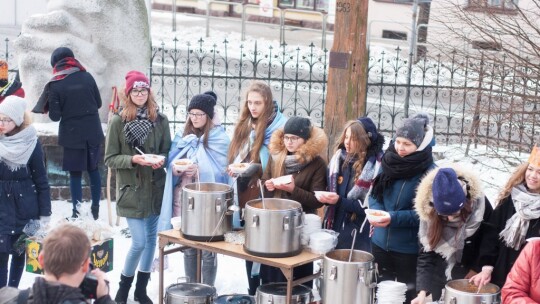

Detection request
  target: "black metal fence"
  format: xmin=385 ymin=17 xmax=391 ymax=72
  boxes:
xmin=3 ymin=37 xmax=539 ymax=153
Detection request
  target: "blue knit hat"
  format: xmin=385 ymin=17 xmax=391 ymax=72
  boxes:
xmin=432 ymin=168 xmax=466 ymax=215
xmin=358 ymin=116 xmax=378 ymax=143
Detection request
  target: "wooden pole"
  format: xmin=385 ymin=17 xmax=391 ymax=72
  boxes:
xmin=323 ymin=0 xmax=369 ymax=156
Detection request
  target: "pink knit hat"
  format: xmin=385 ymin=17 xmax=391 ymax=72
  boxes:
xmin=124 ymin=70 xmax=150 ymax=96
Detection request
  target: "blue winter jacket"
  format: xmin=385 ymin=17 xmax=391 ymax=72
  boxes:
xmin=0 ymin=141 xmax=51 ymax=235
xmin=368 ymin=164 xmax=435 ymax=254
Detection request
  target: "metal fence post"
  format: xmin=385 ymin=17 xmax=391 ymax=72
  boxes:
xmin=172 ymin=0 xmax=176 ymax=32
xmin=206 ymin=1 xmax=211 ymax=38
xmin=241 ymin=3 xmax=246 ymax=41
xmin=321 ymin=11 xmax=328 ymax=49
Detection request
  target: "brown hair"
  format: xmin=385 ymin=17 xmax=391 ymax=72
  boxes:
xmin=333 ymin=120 xmax=371 ymax=181
xmin=227 ymin=81 xmax=274 ymax=164
xmin=41 ymin=224 xmax=91 ymax=278
xmin=497 ymin=162 xmax=528 ymax=206
xmin=120 ymin=87 xmax=159 ymax=122
xmin=183 ymin=114 xmax=213 ymax=148
xmin=426 ymin=198 xmax=474 ymax=248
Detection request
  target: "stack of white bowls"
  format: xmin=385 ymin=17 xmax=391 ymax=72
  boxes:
xmin=301 ymin=213 xmax=322 ymax=246
xmin=376 ymin=280 xmax=407 ymax=304
xmin=308 ymin=229 xmax=338 ymax=254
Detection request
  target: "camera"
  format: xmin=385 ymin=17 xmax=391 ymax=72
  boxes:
xmin=79 ymin=264 xmax=109 ymax=299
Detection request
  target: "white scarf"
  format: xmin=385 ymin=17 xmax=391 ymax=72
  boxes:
xmin=500 ymin=184 xmax=540 ymax=250
xmin=0 ymin=125 xmax=38 ymax=171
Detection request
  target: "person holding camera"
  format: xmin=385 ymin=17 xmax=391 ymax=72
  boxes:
xmin=0 ymin=224 xmax=114 ymax=303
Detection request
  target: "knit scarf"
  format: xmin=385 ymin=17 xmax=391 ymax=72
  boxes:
xmin=32 ymin=57 xmax=86 ymax=114
xmin=500 ymin=184 xmax=540 ymax=250
xmin=419 ymin=197 xmax=485 ymax=280
xmin=284 ymin=154 xmax=308 ymax=174
xmin=0 ymin=126 xmax=38 ymax=171
xmin=123 ymin=106 xmax=154 ymax=148
xmin=370 ymin=143 xmax=433 ymax=202
xmin=325 ymin=149 xmax=381 ymax=230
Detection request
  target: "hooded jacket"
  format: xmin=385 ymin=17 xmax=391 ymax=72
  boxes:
xmin=414 ymin=165 xmax=492 ymax=300
xmin=262 ymin=126 xmax=328 ymax=214
xmin=502 ymin=240 xmax=540 ymax=303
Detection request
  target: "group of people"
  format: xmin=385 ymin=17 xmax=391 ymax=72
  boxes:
xmin=0 ymin=44 xmax=538 ymax=304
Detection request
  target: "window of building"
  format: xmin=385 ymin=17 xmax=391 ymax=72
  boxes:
xmin=278 ymin=0 xmax=329 ymax=11
xmin=382 ymin=30 xmax=408 ymax=41
xmin=467 ymin=0 xmax=518 ymax=11
xmin=471 ymin=40 xmax=502 ymax=51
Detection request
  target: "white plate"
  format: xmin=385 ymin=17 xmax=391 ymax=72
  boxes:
xmin=229 ymin=163 xmax=250 ymax=174
xmin=173 ymin=158 xmax=193 ymax=171
xmin=144 ymin=154 xmax=165 ymax=164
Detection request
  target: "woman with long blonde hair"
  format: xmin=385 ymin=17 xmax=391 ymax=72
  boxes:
xmin=470 ymin=147 xmax=540 ymax=290
xmin=227 ymin=80 xmax=286 ymax=295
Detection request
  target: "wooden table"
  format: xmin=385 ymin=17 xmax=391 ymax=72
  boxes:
xmin=158 ymin=229 xmax=322 ymax=304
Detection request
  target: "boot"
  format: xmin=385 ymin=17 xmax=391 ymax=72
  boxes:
xmin=114 ymin=274 xmax=134 ymax=304
xmin=134 ymin=271 xmax=153 ymax=304
xmin=71 ymin=209 xmax=79 ymax=219
xmin=91 ymin=205 xmax=99 ymax=220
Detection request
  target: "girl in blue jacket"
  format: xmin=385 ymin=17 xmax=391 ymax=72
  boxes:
xmin=368 ymin=113 xmax=435 ymax=303
xmin=0 ymin=96 xmax=51 ymax=288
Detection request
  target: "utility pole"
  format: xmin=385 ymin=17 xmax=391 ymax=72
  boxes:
xmin=323 ymin=0 xmax=369 ymax=157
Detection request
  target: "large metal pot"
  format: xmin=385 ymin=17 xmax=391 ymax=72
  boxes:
xmin=213 ymin=294 xmax=255 ymax=304
xmin=181 ymin=182 xmax=233 ymax=241
xmin=243 ymin=198 xmax=303 ymax=257
xmin=320 ymin=249 xmax=376 ymax=304
xmin=165 ymin=282 xmax=217 ymax=304
xmin=256 ymin=283 xmax=312 ymax=304
xmin=443 ymin=279 xmax=500 ymax=304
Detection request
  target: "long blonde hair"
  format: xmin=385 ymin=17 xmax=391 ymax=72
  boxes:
xmin=120 ymin=88 xmax=159 ymax=122
xmin=333 ymin=120 xmax=371 ymax=180
xmin=497 ymin=162 xmax=528 ymax=205
xmin=227 ymin=81 xmax=274 ymax=163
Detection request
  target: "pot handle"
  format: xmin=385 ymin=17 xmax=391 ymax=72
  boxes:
xmin=283 ymin=216 xmax=290 ymax=230
xmin=215 ymin=197 xmax=222 ymax=213
xmin=252 ymin=215 xmax=259 ymax=227
xmin=449 ymin=297 xmax=456 ymax=304
xmin=329 ymin=265 xmax=337 ymax=280
xmin=188 ymin=197 xmax=194 ymax=211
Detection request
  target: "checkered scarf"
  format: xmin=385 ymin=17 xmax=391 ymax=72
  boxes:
xmin=123 ymin=106 xmax=154 ymax=148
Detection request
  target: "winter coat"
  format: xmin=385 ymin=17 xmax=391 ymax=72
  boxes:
xmin=502 ymin=240 xmax=540 ymax=303
xmin=0 ymin=277 xmax=115 ymax=304
xmin=476 ymin=194 xmax=540 ymax=288
xmin=262 ymin=126 xmax=327 ymax=214
xmin=48 ymin=71 xmax=104 ymax=149
xmin=414 ymin=166 xmax=493 ymax=301
xmin=104 ymin=113 xmax=171 ymax=219
xmin=0 ymin=141 xmax=51 ymax=236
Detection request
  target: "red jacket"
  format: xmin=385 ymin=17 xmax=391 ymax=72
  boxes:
xmin=502 ymin=240 xmax=540 ymax=303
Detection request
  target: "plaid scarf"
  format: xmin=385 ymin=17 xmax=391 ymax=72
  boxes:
xmin=123 ymin=106 xmax=154 ymax=148
xmin=324 ymin=149 xmax=381 ymax=229
xmin=32 ymin=57 xmax=86 ymax=114
xmin=500 ymin=184 xmax=540 ymax=250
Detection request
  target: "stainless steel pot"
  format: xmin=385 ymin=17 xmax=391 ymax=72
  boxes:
xmin=243 ymin=198 xmax=303 ymax=257
xmin=213 ymin=294 xmax=255 ymax=304
xmin=165 ymin=282 xmax=217 ymax=304
xmin=256 ymin=283 xmax=312 ymax=304
xmin=320 ymin=249 xmax=376 ymax=304
xmin=443 ymin=279 xmax=500 ymax=304
xmin=181 ymin=182 xmax=234 ymax=241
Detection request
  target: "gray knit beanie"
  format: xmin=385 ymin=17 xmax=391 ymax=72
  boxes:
xmin=395 ymin=113 xmax=429 ymax=147
xmin=0 ymin=96 xmax=26 ymax=126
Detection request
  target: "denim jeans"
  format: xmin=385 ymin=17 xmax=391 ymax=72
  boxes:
xmin=183 ymin=248 xmax=217 ymax=286
xmin=122 ymin=215 xmax=159 ymax=276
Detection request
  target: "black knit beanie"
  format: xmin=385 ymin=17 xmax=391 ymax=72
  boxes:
xmin=188 ymin=91 xmax=217 ymax=119
xmin=51 ymin=47 xmax=75 ymax=67
xmin=284 ymin=117 xmax=312 ymax=140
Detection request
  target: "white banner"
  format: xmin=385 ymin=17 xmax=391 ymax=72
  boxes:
xmin=259 ymin=0 xmax=274 ymax=18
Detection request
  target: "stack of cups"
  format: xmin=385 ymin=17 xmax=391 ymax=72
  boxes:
xmin=301 ymin=213 xmax=322 ymax=246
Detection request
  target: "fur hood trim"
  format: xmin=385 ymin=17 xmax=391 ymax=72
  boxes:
xmin=415 ymin=164 xmax=483 ymax=221
xmin=269 ymin=125 xmax=328 ymax=164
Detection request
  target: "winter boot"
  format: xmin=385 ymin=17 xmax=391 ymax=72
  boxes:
xmin=71 ymin=209 xmax=79 ymax=219
xmin=134 ymin=271 xmax=153 ymax=304
xmin=91 ymin=205 xmax=99 ymax=220
xmin=114 ymin=274 xmax=134 ymax=304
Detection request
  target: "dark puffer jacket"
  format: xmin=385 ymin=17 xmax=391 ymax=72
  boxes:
xmin=0 ymin=141 xmax=51 ymax=236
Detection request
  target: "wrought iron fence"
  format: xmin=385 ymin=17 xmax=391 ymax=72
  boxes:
xmin=149 ymin=38 xmax=329 ymax=135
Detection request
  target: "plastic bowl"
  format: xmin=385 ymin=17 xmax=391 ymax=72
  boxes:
xmin=170 ymin=216 xmax=182 ymax=230
xmin=365 ymin=209 xmax=390 ymax=223
xmin=173 ymin=159 xmax=193 ymax=171
xmin=273 ymin=174 xmax=293 ymax=186
xmin=144 ymin=154 xmax=165 ymax=165
xmin=229 ymin=163 xmax=250 ymax=174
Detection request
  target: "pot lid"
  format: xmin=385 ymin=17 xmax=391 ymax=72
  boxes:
xmin=167 ymin=283 xmax=217 ymax=297
xmin=257 ymin=283 xmax=311 ymax=296
xmin=214 ymin=294 xmax=255 ymax=304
